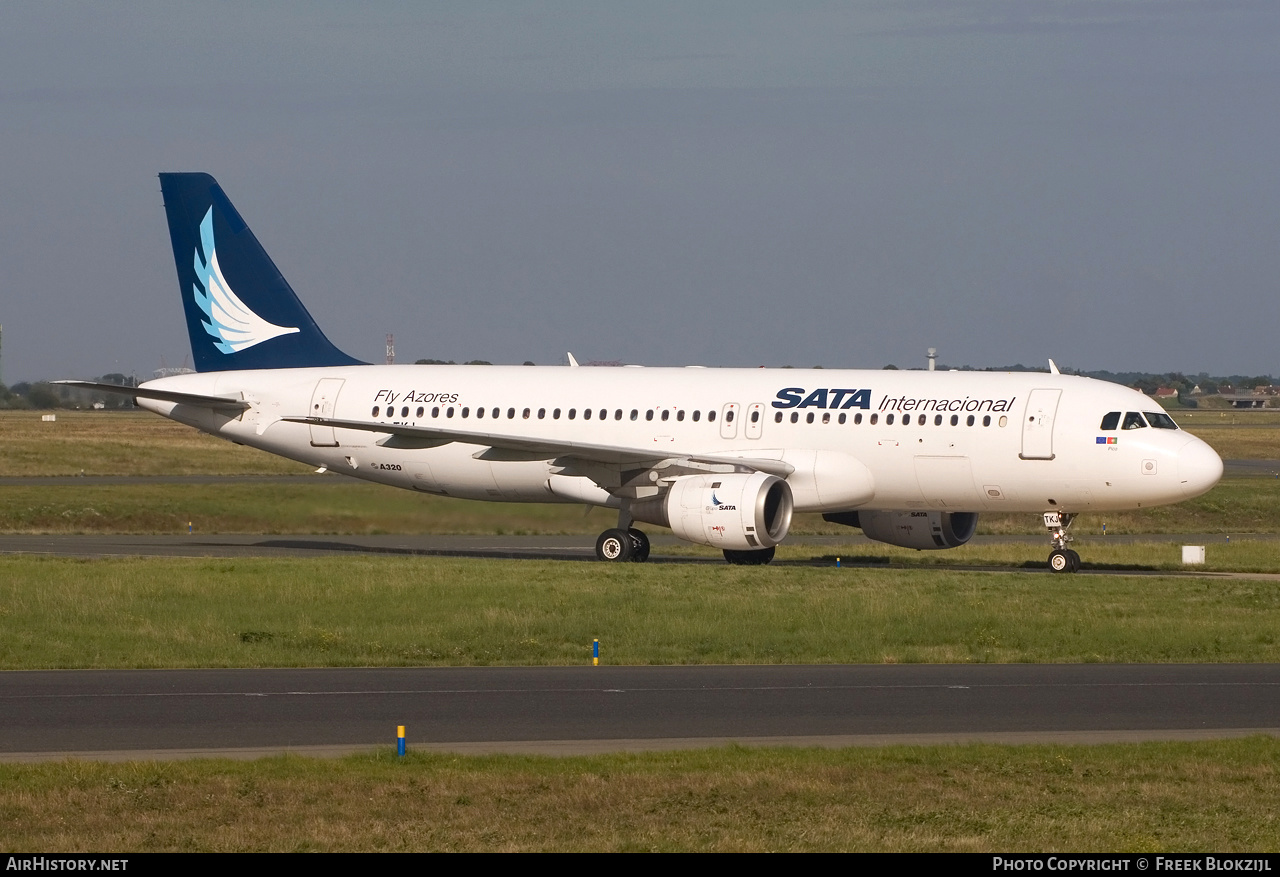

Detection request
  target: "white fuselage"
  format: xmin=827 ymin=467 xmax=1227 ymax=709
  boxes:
xmin=137 ymin=365 xmax=1223 ymax=518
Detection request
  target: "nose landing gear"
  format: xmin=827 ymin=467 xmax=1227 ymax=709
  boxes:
xmin=1048 ymin=548 xmax=1080 ymax=573
xmin=1044 ymin=511 xmax=1080 ymax=573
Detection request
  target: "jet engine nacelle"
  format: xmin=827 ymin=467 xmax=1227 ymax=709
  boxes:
xmin=632 ymin=472 xmax=794 ymax=550
xmin=823 ymin=509 xmax=978 ymax=550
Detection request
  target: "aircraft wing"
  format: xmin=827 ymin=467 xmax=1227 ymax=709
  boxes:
xmin=280 ymin=415 xmax=795 ymax=478
xmin=53 ymin=381 xmax=250 ymax=411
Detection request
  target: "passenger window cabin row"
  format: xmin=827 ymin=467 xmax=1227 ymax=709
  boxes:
xmin=773 ymin=411 xmax=1000 ymax=427
xmin=369 ymin=405 xmax=725 ymax=422
xmin=368 ymin=404 xmax=1008 ymax=428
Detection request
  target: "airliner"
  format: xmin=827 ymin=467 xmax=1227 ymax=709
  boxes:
xmin=62 ymin=173 xmax=1224 ymax=570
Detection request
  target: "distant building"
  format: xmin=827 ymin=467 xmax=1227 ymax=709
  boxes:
xmin=1153 ymin=387 xmax=1178 ymax=399
xmin=1223 ymin=393 xmax=1267 ymax=409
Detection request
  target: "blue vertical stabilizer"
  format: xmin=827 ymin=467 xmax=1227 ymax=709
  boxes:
xmin=159 ymin=173 xmax=365 ymax=372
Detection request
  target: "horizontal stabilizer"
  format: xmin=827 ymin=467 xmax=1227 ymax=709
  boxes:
xmin=53 ymin=381 xmax=250 ymax=411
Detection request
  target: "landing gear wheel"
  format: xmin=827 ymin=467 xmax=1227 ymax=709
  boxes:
xmin=723 ymin=546 xmax=776 ymax=566
xmin=1048 ymin=549 xmax=1074 ymax=573
xmin=596 ymin=528 xmax=634 ymax=562
xmin=627 ymin=529 xmax=650 ymax=563
xmin=1043 ymin=511 xmax=1079 ymax=573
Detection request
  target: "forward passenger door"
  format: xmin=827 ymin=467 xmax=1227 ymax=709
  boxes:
xmin=720 ymin=403 xmax=740 ymax=440
xmin=1019 ymin=388 xmax=1061 ymax=460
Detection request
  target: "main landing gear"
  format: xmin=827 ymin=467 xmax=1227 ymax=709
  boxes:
xmin=595 ymin=501 xmax=651 ymax=563
xmin=1043 ymin=511 xmax=1080 ymax=573
xmin=595 ymin=527 xmax=650 ymax=563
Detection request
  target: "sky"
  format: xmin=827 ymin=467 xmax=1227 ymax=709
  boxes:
xmin=1 ymin=2 xmax=1278 ymax=383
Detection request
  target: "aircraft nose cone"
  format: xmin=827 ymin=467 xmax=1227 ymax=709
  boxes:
xmin=1177 ymin=437 xmax=1223 ymax=499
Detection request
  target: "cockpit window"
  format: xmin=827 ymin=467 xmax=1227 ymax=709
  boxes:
xmin=1100 ymin=411 xmax=1120 ymax=431
xmin=1144 ymin=411 xmax=1179 ymax=430
xmin=1122 ymin=411 xmax=1147 ymax=430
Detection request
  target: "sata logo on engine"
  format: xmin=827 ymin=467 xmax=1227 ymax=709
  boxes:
xmin=707 ymin=492 xmax=737 ymax=512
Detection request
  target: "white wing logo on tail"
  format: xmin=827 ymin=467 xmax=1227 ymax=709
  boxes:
xmin=192 ymin=208 xmax=299 ymax=354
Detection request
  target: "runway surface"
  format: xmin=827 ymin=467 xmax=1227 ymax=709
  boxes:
xmin=2 ymin=664 xmax=1277 ymax=762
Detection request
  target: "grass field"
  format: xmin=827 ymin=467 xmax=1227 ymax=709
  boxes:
xmin=0 ymin=410 xmax=308 ymax=476
xmin=1178 ymin=409 xmax=1280 ymax=426
xmin=1178 ymin=426 xmax=1280 ymax=460
xmin=0 ymin=479 xmax=612 ymax=535
xmin=3 ymin=475 xmax=1278 ymax=536
xmin=3 ymin=739 xmax=1277 ymax=851
xmin=2 ymin=555 xmax=1277 ymax=669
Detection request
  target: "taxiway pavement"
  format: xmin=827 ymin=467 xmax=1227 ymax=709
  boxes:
xmin=1 ymin=532 xmax=1274 ymax=567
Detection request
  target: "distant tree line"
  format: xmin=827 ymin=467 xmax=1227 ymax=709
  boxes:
xmin=414 ymin=359 xmax=538 ymax=366
xmin=962 ymin=366 xmax=1278 ymax=408
xmin=413 ymin=359 xmax=494 ymax=366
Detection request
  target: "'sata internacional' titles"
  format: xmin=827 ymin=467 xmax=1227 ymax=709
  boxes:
xmin=992 ymin=858 xmax=1273 ymax=871
xmin=62 ymin=174 xmax=1223 ymax=567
